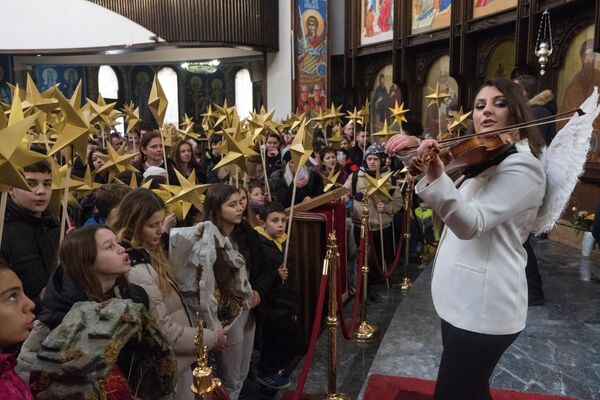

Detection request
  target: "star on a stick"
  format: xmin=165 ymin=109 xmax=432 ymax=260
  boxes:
xmin=425 ymin=83 xmax=450 ymax=108
xmin=447 ymin=107 xmax=472 ymax=134
xmin=122 ymin=102 xmax=141 ymax=133
xmin=320 ymin=169 xmax=341 ymax=193
xmin=389 ymin=101 xmax=410 ymax=128
xmin=345 ymin=107 xmax=364 ymax=127
xmin=48 ymin=91 xmax=91 ymax=160
xmin=149 ymin=75 xmax=168 ymax=127
xmin=289 ymin=118 xmax=313 ymax=172
xmin=371 ymin=120 xmax=396 ymax=143
xmin=324 ymin=103 xmax=345 ymax=127
xmin=95 ymin=143 xmax=138 ymax=181
xmin=212 ymin=131 xmax=258 ymax=173
xmin=162 ymin=169 xmax=209 ymax=212
xmin=364 ymin=170 xmax=395 ymax=201
xmin=0 ymin=90 xmax=46 ymax=191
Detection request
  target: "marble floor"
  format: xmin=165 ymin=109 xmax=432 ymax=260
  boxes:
xmin=257 ymin=238 xmax=600 ymax=400
xmin=358 ymin=239 xmax=600 ymax=400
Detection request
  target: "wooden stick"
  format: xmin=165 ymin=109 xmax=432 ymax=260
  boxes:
xmin=282 ymin=175 xmax=299 ymax=270
xmin=378 ymin=211 xmax=390 ymax=289
xmin=235 ymin=166 xmax=239 ymax=189
xmin=259 ymin=144 xmax=272 ymax=201
xmin=161 ymin=130 xmax=170 ymax=185
xmin=0 ymin=192 xmax=8 ymax=250
xmin=59 ymin=165 xmax=72 ymax=244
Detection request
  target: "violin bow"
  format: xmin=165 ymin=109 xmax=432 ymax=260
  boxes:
xmin=397 ymin=108 xmax=584 ymax=154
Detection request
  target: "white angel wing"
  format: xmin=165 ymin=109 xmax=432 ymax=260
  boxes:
xmin=532 ymin=88 xmax=600 ymax=235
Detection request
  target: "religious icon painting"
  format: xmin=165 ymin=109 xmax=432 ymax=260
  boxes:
xmin=361 ymin=0 xmax=394 ymax=45
xmin=421 ymin=55 xmax=459 ymax=139
xmin=472 ymin=0 xmax=517 ymax=19
xmin=556 ymin=25 xmax=600 ymax=162
xmin=130 ymin=66 xmax=154 ymax=127
xmin=369 ymin=64 xmax=397 ymax=134
xmin=484 ymin=40 xmax=516 ymax=80
xmin=295 ymin=0 xmax=328 ymax=118
xmin=34 ymin=65 xmax=85 ymax=100
xmin=411 ymin=0 xmax=451 ymax=35
xmin=0 ymin=55 xmax=13 ymax=104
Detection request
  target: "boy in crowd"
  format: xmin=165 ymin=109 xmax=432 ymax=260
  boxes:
xmin=0 ymin=160 xmax=58 ymax=315
xmin=254 ymin=202 xmax=304 ymax=390
xmin=84 ymin=183 xmax=132 ymax=226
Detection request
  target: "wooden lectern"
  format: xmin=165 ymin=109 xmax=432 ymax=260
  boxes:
xmin=287 ymin=187 xmax=349 ymax=344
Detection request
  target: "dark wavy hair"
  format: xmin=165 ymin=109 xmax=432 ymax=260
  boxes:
xmin=473 ymin=78 xmax=545 ymax=158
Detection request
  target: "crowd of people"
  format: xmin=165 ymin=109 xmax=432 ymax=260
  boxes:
xmin=3 ymin=75 xmax=590 ymax=400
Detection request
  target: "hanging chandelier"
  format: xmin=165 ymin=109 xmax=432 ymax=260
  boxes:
xmin=181 ymin=60 xmax=220 ymax=74
xmin=534 ymin=10 xmax=553 ymax=76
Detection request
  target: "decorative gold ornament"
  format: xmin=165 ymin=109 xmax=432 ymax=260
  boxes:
xmin=371 ymin=120 xmax=396 ymax=144
xmin=122 ymin=101 xmax=141 ymax=134
xmin=289 ymin=118 xmax=313 ymax=172
xmin=364 ymin=170 xmax=395 ymax=201
xmin=95 ymin=143 xmax=139 ymax=181
xmin=162 ymin=169 xmax=209 ymax=212
xmin=447 ymin=107 xmax=472 ymax=134
xmin=388 ymin=101 xmax=410 ymax=129
xmin=425 ymin=83 xmax=450 ymax=108
xmin=149 ymin=75 xmax=169 ymax=127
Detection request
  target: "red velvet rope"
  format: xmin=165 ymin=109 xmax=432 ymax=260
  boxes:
xmin=367 ymin=210 xmax=406 ymax=278
xmin=290 ymin=273 xmax=329 ymax=400
xmin=336 ymin=235 xmax=364 ymax=340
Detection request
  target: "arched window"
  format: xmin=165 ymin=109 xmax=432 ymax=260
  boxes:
xmin=235 ymin=69 xmax=253 ymax=119
xmin=157 ymin=67 xmax=179 ymax=125
xmin=98 ymin=65 xmax=119 ymax=99
xmin=97 ymin=65 xmax=124 ymax=134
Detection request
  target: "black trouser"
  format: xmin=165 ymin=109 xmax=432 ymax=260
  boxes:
xmin=434 ymin=320 xmax=520 ymax=400
xmin=258 ymin=313 xmax=305 ymax=374
xmin=524 ymin=236 xmax=545 ymax=303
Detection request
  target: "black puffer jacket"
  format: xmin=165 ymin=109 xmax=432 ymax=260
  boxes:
xmin=269 ymin=167 xmax=321 ymax=208
xmin=39 ymin=265 xmax=149 ymax=329
xmin=0 ymin=199 xmax=60 ymax=313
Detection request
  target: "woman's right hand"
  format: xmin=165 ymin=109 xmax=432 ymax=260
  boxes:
xmin=214 ymin=329 xmax=228 ymax=352
xmin=385 ymin=133 xmax=420 ymax=155
xmin=296 ymin=175 xmax=308 ymax=188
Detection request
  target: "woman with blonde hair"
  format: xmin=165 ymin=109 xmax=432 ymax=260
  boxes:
xmin=111 ymin=188 xmax=226 ymax=400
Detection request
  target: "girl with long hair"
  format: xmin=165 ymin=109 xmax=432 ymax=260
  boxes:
xmin=16 ymin=225 xmax=176 ymax=399
xmin=386 ymin=78 xmax=548 ymax=399
xmin=111 ymin=188 xmax=226 ymax=400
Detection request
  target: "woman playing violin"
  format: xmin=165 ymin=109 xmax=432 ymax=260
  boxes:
xmin=386 ymin=78 xmax=546 ymax=400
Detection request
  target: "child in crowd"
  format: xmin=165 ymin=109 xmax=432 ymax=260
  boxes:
xmin=17 ymin=226 xmax=175 ymax=398
xmin=0 ymin=267 xmax=35 ymax=400
xmin=248 ymin=182 xmax=266 ymax=214
xmin=84 ymin=183 xmax=131 ymax=226
xmin=1 ymin=160 xmax=59 ymax=315
xmin=254 ymin=202 xmax=303 ymax=390
xmin=414 ymin=201 xmax=440 ymax=270
xmin=111 ymin=188 xmax=222 ymax=400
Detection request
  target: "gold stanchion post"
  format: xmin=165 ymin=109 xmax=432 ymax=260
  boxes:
xmin=396 ymin=177 xmax=413 ymax=292
xmin=355 ymin=192 xmax=379 ymax=342
xmin=320 ymin=230 xmax=351 ymax=400
xmin=191 ymin=315 xmax=224 ymax=399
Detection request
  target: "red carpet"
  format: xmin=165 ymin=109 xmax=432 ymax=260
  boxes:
xmin=364 ymin=375 xmax=576 ymax=400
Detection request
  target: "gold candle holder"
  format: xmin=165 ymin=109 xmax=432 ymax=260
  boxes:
xmin=191 ymin=315 xmax=223 ymax=399
xmin=355 ymin=192 xmax=378 ymax=342
xmin=320 ymin=231 xmax=351 ymax=400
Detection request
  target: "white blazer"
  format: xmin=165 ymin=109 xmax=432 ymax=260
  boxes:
xmin=415 ymin=143 xmax=546 ymax=335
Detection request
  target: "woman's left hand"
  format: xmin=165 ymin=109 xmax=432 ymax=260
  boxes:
xmin=415 ymin=139 xmax=444 ymax=183
xmin=376 ymin=202 xmax=385 ymax=213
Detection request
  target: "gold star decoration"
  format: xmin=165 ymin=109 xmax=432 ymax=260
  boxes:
xmin=149 ymin=75 xmax=168 ymax=127
xmin=328 ymin=124 xmax=343 ymax=147
xmin=122 ymin=101 xmax=141 ymax=134
xmin=371 ymin=120 xmax=396 ymax=144
xmin=48 ymin=91 xmax=91 ymax=160
xmin=212 ymin=131 xmax=258 ymax=173
xmin=425 ymin=83 xmax=450 ymax=108
xmin=389 ymin=101 xmax=410 ymax=129
xmin=249 ymin=107 xmax=277 ymax=143
xmin=214 ymin=99 xmax=236 ymax=129
xmin=0 ymin=88 xmax=46 ymax=190
xmin=289 ymin=118 xmax=313 ymax=172
xmin=152 ymin=187 xmax=193 ymax=221
xmin=320 ymin=169 xmax=341 ymax=193
xmin=87 ymin=96 xmax=117 ymax=129
xmin=364 ymin=170 xmax=395 ymax=201
xmin=324 ymin=103 xmax=345 ymax=127
xmin=95 ymin=143 xmax=139 ymax=181
xmin=48 ymin=158 xmax=84 ymax=215
xmin=73 ymin=165 xmax=103 ymax=195
xmin=69 ymin=80 xmax=84 ymax=110
xmin=310 ymin=108 xmax=327 ymax=130
xmin=447 ymin=107 xmax=472 ymax=134
xmin=162 ymin=169 xmax=209 ymax=213
xmin=345 ymin=107 xmax=364 ymax=127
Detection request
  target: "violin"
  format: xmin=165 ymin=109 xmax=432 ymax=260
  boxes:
xmin=407 ymin=108 xmax=584 ymax=179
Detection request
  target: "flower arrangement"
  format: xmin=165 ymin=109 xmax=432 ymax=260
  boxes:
xmin=570 ymin=207 xmax=595 ymax=234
